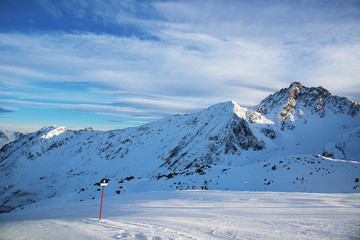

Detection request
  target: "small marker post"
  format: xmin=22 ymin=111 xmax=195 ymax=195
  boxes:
xmin=244 ymin=180 xmax=247 ymax=192
xmin=99 ymin=178 xmax=109 ymax=221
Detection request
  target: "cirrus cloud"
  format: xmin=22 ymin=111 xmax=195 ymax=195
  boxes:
xmin=0 ymin=0 xmax=359 ymax=131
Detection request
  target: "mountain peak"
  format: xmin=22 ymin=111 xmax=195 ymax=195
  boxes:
xmin=255 ymin=82 xmax=359 ymax=122
xmin=40 ymin=126 xmax=67 ymax=139
xmin=289 ymin=82 xmax=303 ymax=90
xmin=0 ymin=129 xmax=25 ymax=148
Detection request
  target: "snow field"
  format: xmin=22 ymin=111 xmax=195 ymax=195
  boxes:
xmin=1 ymin=190 xmax=359 ymax=240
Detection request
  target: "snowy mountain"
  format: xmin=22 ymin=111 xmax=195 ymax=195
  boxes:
xmin=0 ymin=129 xmax=25 ymax=149
xmin=255 ymin=82 xmax=359 ymax=121
xmin=0 ymin=82 xmax=359 ymax=213
xmin=253 ymin=82 xmax=360 ymax=160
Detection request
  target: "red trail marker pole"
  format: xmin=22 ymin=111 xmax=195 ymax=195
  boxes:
xmin=99 ymin=186 xmax=105 ymax=220
xmin=99 ymin=178 xmax=109 ymax=221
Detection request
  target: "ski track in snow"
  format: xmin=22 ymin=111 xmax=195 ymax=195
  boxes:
xmin=1 ymin=191 xmax=360 ymax=240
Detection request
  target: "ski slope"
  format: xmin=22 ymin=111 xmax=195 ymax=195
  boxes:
xmin=1 ymin=191 xmax=359 ymax=240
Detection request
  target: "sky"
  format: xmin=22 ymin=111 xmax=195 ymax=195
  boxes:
xmin=0 ymin=0 xmax=359 ymax=133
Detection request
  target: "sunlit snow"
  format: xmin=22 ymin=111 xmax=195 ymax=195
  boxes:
xmin=0 ymin=191 xmax=359 ymax=240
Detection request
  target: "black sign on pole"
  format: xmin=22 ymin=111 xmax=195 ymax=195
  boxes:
xmin=100 ymin=178 xmax=109 ymax=187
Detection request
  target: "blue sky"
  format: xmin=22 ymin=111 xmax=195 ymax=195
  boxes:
xmin=0 ymin=0 xmax=360 ymax=132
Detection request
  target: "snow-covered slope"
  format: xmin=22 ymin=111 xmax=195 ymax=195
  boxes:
xmin=0 ymin=129 xmax=24 ymax=149
xmin=253 ymin=82 xmax=360 ymax=159
xmin=1 ymin=191 xmax=359 ymax=240
xmin=0 ymin=83 xmax=359 ymax=213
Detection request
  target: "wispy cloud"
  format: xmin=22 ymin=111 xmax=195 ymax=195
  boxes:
xmin=0 ymin=31 xmax=285 ymax=108
xmin=0 ymin=0 xmax=359 ymax=131
xmin=0 ymin=99 xmax=147 ymax=118
xmin=0 ymin=107 xmax=13 ymax=114
xmin=307 ymin=42 xmax=360 ymax=100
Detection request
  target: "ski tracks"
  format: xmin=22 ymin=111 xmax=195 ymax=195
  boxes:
xmin=83 ymin=218 xmax=196 ymax=240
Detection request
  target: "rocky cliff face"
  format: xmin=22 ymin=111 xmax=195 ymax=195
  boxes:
xmin=255 ymin=82 xmax=359 ymax=122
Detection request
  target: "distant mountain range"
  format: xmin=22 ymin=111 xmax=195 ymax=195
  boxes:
xmin=1 ymin=82 xmax=359 ymax=213
xmin=0 ymin=129 xmax=24 ymax=149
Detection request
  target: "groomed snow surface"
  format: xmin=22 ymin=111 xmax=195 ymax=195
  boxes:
xmin=1 ymin=191 xmax=359 ymax=240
